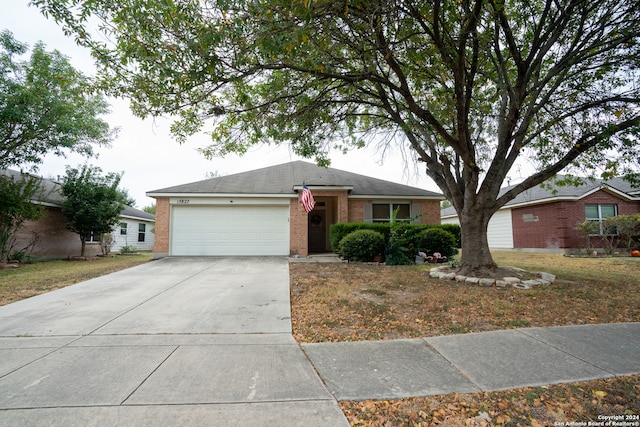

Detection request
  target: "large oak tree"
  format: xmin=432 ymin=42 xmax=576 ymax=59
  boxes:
xmin=35 ymin=0 xmax=640 ymax=274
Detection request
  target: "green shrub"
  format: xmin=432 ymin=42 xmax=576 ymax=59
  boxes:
xmin=437 ymin=223 xmax=461 ymax=248
xmin=337 ymin=229 xmax=386 ymax=262
xmin=415 ymin=228 xmax=457 ymax=257
xmin=385 ymin=222 xmax=416 ymax=265
xmin=330 ymin=223 xmax=390 ymax=251
xmin=119 ymin=245 xmax=138 ymax=254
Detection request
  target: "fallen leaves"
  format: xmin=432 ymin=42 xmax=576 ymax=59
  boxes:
xmin=339 ymin=375 xmax=640 ymax=426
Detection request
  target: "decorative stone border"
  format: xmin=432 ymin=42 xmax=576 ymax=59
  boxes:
xmin=429 ymin=266 xmax=556 ymax=289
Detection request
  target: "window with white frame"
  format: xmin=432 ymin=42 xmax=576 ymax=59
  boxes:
xmin=584 ymin=204 xmax=617 ymax=235
xmin=120 ymin=222 xmax=127 ymax=235
xmin=372 ymin=203 xmax=411 ymax=222
xmin=138 ymin=223 xmax=146 ymax=242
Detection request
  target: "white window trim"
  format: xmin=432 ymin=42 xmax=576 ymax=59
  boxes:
xmin=585 ymin=204 xmax=618 ymax=235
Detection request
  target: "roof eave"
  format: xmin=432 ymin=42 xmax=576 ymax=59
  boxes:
xmin=349 ymin=194 xmax=445 ymax=200
xmin=146 ymin=192 xmax=298 ymax=198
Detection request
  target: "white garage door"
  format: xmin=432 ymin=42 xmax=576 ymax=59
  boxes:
xmin=487 ymin=209 xmax=514 ymax=249
xmin=171 ymin=205 xmax=290 ymax=256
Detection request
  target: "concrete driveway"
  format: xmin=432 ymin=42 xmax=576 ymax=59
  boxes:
xmin=0 ymin=257 xmax=349 ymax=426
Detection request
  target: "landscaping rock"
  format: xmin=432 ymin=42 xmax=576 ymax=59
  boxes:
xmin=429 ymin=266 xmax=556 ymax=290
xmin=479 ymin=278 xmax=495 ymax=287
xmin=539 ymin=272 xmax=556 ymax=282
xmin=523 ymin=279 xmax=544 ymax=287
xmin=0 ymin=262 xmax=20 ymax=270
xmin=430 ymin=271 xmax=444 ymax=279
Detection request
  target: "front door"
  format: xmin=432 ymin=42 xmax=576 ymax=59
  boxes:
xmin=308 ymin=210 xmax=326 ymax=253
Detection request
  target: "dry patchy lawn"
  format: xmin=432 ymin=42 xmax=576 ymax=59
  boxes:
xmin=290 ymin=254 xmax=640 ymax=343
xmin=290 ymin=252 xmax=640 ymax=426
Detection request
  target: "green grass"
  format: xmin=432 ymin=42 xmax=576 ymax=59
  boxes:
xmin=0 ymin=253 xmax=153 ymax=305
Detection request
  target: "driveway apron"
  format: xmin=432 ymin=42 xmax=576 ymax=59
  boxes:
xmin=0 ymin=257 xmax=349 ymax=426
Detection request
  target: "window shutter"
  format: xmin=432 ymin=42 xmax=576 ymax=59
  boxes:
xmin=410 ymin=203 xmax=420 ymax=222
xmin=363 ymin=203 xmax=373 ymax=223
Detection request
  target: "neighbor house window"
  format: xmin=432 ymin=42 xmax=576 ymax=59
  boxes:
xmin=372 ymin=203 xmax=411 ymax=222
xmin=120 ymin=222 xmax=127 ymax=235
xmin=585 ymin=204 xmax=617 ymax=235
xmin=84 ymin=231 xmax=99 ymax=243
xmin=138 ymin=223 xmax=146 ymax=242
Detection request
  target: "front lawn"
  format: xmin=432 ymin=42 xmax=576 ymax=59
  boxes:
xmin=290 ymin=252 xmax=640 ymax=343
xmin=290 ymin=251 xmax=640 ymax=426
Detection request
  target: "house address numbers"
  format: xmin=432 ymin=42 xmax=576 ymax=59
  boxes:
xmin=176 ymin=199 xmax=190 ymax=204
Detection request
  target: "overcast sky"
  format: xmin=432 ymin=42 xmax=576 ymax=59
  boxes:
xmin=1 ymin=1 xmax=446 ymax=208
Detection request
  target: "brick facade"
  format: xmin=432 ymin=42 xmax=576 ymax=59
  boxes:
xmin=12 ymin=206 xmax=101 ymax=259
xmin=153 ymin=197 xmax=170 ymax=256
xmin=512 ymin=189 xmax=640 ymax=250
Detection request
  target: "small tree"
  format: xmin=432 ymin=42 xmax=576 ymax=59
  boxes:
xmin=575 ymin=220 xmax=601 ymax=254
xmin=0 ymin=173 xmax=45 ymax=262
xmin=61 ymin=165 xmax=128 ymax=257
xmin=605 ymin=214 xmax=640 ymax=253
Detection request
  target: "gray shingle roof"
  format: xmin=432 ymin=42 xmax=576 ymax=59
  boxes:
xmin=147 ymin=161 xmax=443 ymax=198
xmin=503 ymin=176 xmax=638 ymax=206
xmin=441 ymin=176 xmax=639 ymax=217
xmin=1 ymin=169 xmax=154 ymax=221
xmin=120 ymin=205 xmax=155 ymax=221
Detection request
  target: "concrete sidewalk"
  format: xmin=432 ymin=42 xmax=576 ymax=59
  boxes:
xmin=303 ymin=322 xmax=640 ymax=401
xmin=0 ymin=257 xmax=638 ymax=426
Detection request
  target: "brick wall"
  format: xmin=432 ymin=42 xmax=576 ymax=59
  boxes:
xmin=347 ymin=199 xmax=440 ymax=224
xmin=290 ymin=199 xmax=308 ymax=256
xmin=416 ymin=200 xmax=441 ymax=224
xmin=153 ymin=197 xmax=170 ymax=256
xmin=12 ymin=206 xmax=100 ymax=259
xmin=512 ymin=190 xmax=640 ymax=249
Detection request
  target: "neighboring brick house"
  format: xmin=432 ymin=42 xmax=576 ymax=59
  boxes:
xmin=441 ymin=177 xmax=640 ymax=252
xmin=3 ymin=169 xmax=155 ymax=259
xmin=147 ymin=161 xmax=444 ymax=257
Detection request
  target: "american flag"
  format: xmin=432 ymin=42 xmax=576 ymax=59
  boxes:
xmin=300 ymin=184 xmax=315 ymax=213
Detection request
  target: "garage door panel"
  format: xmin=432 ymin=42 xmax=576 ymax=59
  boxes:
xmin=171 ymin=206 xmax=289 ymax=256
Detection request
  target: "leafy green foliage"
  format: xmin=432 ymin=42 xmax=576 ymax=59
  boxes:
xmin=337 ymin=230 xmax=385 ymax=262
xmin=330 ymin=222 xmax=461 ymax=255
xmin=61 ymin=165 xmax=128 ymax=256
xmin=385 ymin=222 xmax=416 ymax=266
xmin=330 ymin=222 xmax=392 ymax=252
xmin=0 ymin=172 xmax=45 ymax=262
xmin=415 ymin=228 xmax=458 ymax=258
xmin=34 ymin=0 xmax=640 ymax=271
xmin=0 ymin=30 xmax=114 ymax=170
xmin=142 ymin=204 xmax=156 ymax=215
xmin=608 ymin=214 xmax=640 ymax=251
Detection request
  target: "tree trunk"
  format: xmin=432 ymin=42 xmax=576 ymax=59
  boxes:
xmin=457 ymin=208 xmax=497 ymax=276
xmin=80 ymin=236 xmax=86 ymax=257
